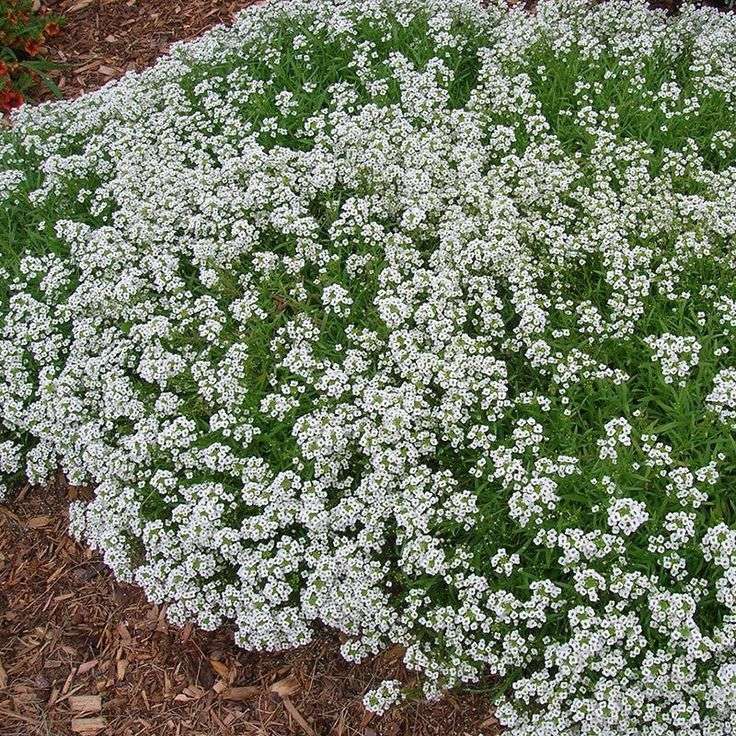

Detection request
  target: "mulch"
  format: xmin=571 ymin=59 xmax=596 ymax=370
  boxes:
xmin=37 ymin=0 xmax=261 ymax=99
xmin=0 ymin=481 xmax=500 ymax=736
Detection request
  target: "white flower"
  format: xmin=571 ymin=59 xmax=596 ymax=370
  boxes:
xmin=707 ymin=368 xmax=736 ymax=426
xmin=363 ymin=679 xmax=405 ymax=714
xmin=608 ymin=497 xmax=650 ymax=537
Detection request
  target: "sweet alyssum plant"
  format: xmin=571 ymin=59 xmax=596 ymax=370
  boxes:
xmin=1 ymin=0 xmax=736 ymax=733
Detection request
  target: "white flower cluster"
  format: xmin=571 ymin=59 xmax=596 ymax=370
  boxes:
xmin=707 ymin=368 xmax=736 ymax=426
xmin=2 ymin=1 xmax=736 ymax=734
xmin=644 ymin=333 xmax=701 ymax=386
xmin=363 ymin=679 xmax=405 ymax=714
xmin=607 ymin=497 xmax=650 ymax=537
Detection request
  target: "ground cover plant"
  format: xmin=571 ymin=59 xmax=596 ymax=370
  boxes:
xmin=1 ymin=0 xmax=736 ymax=733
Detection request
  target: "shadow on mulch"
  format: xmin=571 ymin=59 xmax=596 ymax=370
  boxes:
xmin=0 ymin=482 xmax=500 ymax=736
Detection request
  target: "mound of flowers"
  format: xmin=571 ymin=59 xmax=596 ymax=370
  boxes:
xmin=2 ymin=0 xmax=736 ymax=733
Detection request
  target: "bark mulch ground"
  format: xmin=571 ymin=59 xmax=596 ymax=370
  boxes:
xmin=39 ymin=0 xmax=261 ymax=99
xmin=0 ymin=482 xmax=500 ymax=736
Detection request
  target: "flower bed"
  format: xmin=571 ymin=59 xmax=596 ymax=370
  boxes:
xmin=1 ymin=0 xmax=736 ymax=733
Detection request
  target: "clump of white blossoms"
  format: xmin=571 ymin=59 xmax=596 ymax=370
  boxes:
xmin=363 ymin=679 xmax=406 ymax=714
xmin=1 ymin=0 xmax=736 ymax=734
xmin=707 ymin=368 xmax=736 ymax=426
xmin=644 ymin=333 xmax=702 ymax=386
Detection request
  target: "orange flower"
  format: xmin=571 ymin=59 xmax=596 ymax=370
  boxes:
xmin=44 ymin=22 xmax=61 ymax=38
xmin=23 ymin=38 xmax=41 ymax=56
xmin=0 ymin=89 xmax=24 ymax=113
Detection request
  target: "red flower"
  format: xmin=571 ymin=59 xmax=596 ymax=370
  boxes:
xmin=44 ymin=22 xmax=61 ymax=38
xmin=0 ymin=89 xmax=24 ymax=113
xmin=0 ymin=61 xmax=8 ymax=77
xmin=23 ymin=38 xmax=41 ymax=56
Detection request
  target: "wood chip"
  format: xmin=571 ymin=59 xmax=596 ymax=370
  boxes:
xmin=71 ymin=717 xmax=107 ymax=734
xmin=270 ymin=675 xmax=300 ymax=698
xmin=66 ymin=0 xmax=96 ymax=12
xmin=26 ymin=515 xmax=52 ymax=529
xmin=223 ymin=685 xmax=261 ymax=701
xmin=282 ymin=696 xmax=317 ymax=736
xmin=47 ymin=686 xmax=59 ymax=707
xmin=77 ymin=660 xmax=98 ymax=675
xmin=69 ymin=695 xmax=102 ymax=714
xmin=156 ymin=605 xmax=168 ymax=632
xmin=97 ymin=65 xmax=118 ymax=77
xmin=116 ymin=623 xmax=132 ymax=644
xmin=60 ymin=668 xmax=76 ymax=697
xmin=0 ymin=658 xmax=7 ymax=689
xmin=208 ymin=658 xmax=230 ymax=680
xmin=179 ymin=622 xmax=193 ymax=642
xmin=173 ymin=685 xmax=205 ymax=702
